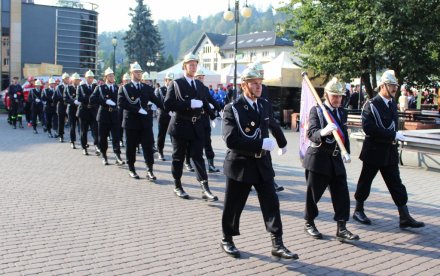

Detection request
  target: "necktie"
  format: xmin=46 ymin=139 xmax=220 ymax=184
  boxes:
xmin=136 ymin=83 xmax=140 ymax=90
xmin=191 ymin=80 xmax=196 ymax=91
xmin=88 ymin=85 xmax=91 ymax=91
xmin=253 ymin=102 xmax=259 ymax=114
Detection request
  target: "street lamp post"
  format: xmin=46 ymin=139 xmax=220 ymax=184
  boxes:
xmin=146 ymin=60 xmax=155 ymax=74
xmin=224 ymin=0 xmax=252 ymax=97
xmin=111 ymin=36 xmax=118 ymax=73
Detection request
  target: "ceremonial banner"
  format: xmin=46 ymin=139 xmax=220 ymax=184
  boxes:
xmin=299 ymin=79 xmax=316 ymax=159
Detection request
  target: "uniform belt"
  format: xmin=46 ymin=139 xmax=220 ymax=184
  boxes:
xmin=175 ymin=114 xmax=201 ymax=123
xmin=365 ymin=136 xmax=397 ymax=145
xmin=318 ymin=146 xmax=341 ymax=156
xmin=231 ymin=149 xmax=267 ymax=158
xmin=104 ymin=106 xmax=115 ymax=112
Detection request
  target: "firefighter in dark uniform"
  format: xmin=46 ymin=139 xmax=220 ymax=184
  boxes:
xmin=248 ymin=61 xmax=285 ymax=192
xmin=53 ymin=72 xmax=70 ymax=142
xmin=77 ymin=70 xmax=99 ymax=156
xmin=353 ymin=70 xmax=424 ymax=228
xmin=64 ymin=73 xmax=81 ymax=149
xmin=164 ymin=53 xmax=218 ymax=201
xmin=118 ymin=62 xmax=163 ymax=181
xmin=28 ymin=80 xmax=44 ymax=134
xmin=8 ymin=76 xmax=25 ymax=129
xmin=220 ymin=68 xmax=297 ymax=260
xmin=42 ymin=78 xmax=57 ymax=138
xmin=90 ymin=67 xmax=125 ymax=166
xmin=190 ymin=69 xmax=222 ymax=173
xmin=155 ymin=72 xmax=174 ymax=161
xmin=119 ymin=73 xmax=131 ymax=148
xmin=302 ymin=77 xmax=359 ymax=242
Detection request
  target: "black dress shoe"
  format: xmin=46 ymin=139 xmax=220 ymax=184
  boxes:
xmin=353 ymin=210 xmax=372 ymax=225
xmin=336 ymin=220 xmax=360 ymax=242
xmin=173 ymin=187 xmax=189 ymax=199
xmin=59 ymin=137 xmax=64 ymax=143
xmin=398 ymin=205 xmax=425 ymax=228
xmin=185 ymin=163 xmax=195 ymax=172
xmin=33 ymin=129 xmax=38 ymax=134
xmin=48 ymin=133 xmax=53 ymax=138
xmin=83 ymin=149 xmax=88 ymax=155
xmin=274 ymin=182 xmax=284 ymax=192
xmin=304 ymin=222 xmax=323 ymax=239
xmin=120 ymin=141 xmax=125 ymax=148
xmin=129 ymin=170 xmax=140 ymax=179
xmin=158 ymin=153 xmax=166 ymax=161
xmin=94 ymin=146 xmax=101 ymax=156
xmin=71 ymin=142 xmax=76 ymax=149
xmin=208 ymin=164 xmax=220 ymax=173
xmin=220 ymin=239 xmax=240 ymax=258
xmin=102 ymin=157 xmax=109 ymax=165
xmin=271 ymin=235 xmax=299 ymax=260
xmin=115 ymin=154 xmax=125 ymax=165
xmin=146 ymin=171 xmax=157 ymax=181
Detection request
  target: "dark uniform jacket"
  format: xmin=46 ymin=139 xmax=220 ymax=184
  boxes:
xmin=118 ymin=81 xmax=162 ymax=129
xmin=42 ymin=88 xmax=56 ymax=113
xmin=200 ymin=84 xmax=221 ymax=127
xmin=8 ymin=84 xmax=24 ymax=106
xmin=28 ymin=88 xmax=43 ymax=111
xmin=222 ymin=95 xmax=287 ymax=183
xmin=53 ymin=83 xmax=68 ymax=115
xmin=76 ymin=83 xmax=98 ymax=119
xmin=302 ymin=105 xmax=350 ymax=176
xmin=164 ymin=77 xmax=213 ymax=140
xmin=360 ymin=95 xmax=399 ymax=166
xmin=64 ymin=85 xmax=78 ymax=116
xmin=90 ymin=84 xmax=119 ymax=124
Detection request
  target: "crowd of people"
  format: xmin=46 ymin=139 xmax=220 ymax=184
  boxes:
xmin=2 ymin=59 xmax=426 ymax=260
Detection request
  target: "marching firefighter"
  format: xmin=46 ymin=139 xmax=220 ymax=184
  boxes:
xmin=42 ymin=78 xmax=57 ymax=138
xmin=28 ymin=79 xmax=44 ymax=134
xmin=90 ymin=67 xmax=125 ymax=166
xmin=8 ymin=76 xmax=25 ymax=129
xmin=53 ymin=72 xmax=70 ymax=142
xmin=155 ymin=72 xmax=174 ymax=161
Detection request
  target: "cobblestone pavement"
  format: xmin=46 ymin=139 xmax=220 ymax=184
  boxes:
xmin=0 ymin=113 xmax=439 ymax=275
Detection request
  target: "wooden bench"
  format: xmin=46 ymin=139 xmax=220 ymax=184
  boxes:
xmin=350 ymin=130 xmax=440 ymax=166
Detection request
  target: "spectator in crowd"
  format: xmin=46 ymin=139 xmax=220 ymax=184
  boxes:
xmin=408 ymin=89 xmax=416 ymax=109
xmin=398 ymin=86 xmax=409 ymax=112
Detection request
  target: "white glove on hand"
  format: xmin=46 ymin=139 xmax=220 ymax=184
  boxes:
xmin=395 ymin=131 xmax=406 ymax=141
xmin=343 ymin=153 xmax=351 ymax=163
xmin=262 ymin=138 xmax=276 ymax=152
xmin=105 ymin=99 xmax=116 ymax=106
xmin=190 ymin=99 xmax=203 ymax=109
xmin=278 ymin=146 xmax=287 ymax=156
xmin=74 ymin=100 xmax=80 ymax=106
xmin=210 ymin=120 xmax=216 ymax=128
xmin=320 ymin=123 xmax=338 ymax=136
xmin=138 ymin=108 xmax=148 ymax=115
xmin=14 ymin=94 xmax=17 ymax=99
xmin=168 ymin=111 xmax=175 ymax=117
xmin=209 ymin=103 xmax=214 ymax=109
xmin=35 ymin=99 xmax=41 ymax=103
xmin=42 ymin=101 xmax=47 ymax=105
xmin=219 ymin=110 xmax=224 ymax=118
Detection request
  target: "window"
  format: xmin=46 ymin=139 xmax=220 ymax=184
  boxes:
xmin=262 ymin=51 xmax=268 ymax=57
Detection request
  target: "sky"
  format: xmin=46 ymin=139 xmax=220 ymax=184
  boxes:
xmin=34 ymin=0 xmax=285 ymax=33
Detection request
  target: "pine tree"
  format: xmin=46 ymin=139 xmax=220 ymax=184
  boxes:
xmin=123 ymin=0 xmax=163 ymax=72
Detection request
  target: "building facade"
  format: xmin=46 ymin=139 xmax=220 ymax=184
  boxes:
xmin=192 ymin=31 xmax=294 ymax=73
xmin=1 ymin=0 xmax=98 ymax=90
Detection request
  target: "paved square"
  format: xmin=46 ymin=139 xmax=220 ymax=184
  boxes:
xmin=0 ymin=114 xmax=439 ymax=275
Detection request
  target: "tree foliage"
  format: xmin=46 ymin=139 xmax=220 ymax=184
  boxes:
xmin=278 ymin=0 xmax=440 ymax=97
xmin=123 ymin=0 xmax=163 ymax=72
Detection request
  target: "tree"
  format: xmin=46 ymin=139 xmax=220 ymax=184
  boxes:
xmin=123 ymin=0 xmax=163 ymax=72
xmin=278 ymin=0 xmax=440 ymax=98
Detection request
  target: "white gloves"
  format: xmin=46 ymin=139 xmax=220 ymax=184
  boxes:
xmin=262 ymin=138 xmax=276 ymax=152
xmin=138 ymin=108 xmax=148 ymax=115
xmin=343 ymin=153 xmax=351 ymax=163
xmin=219 ymin=110 xmax=224 ymax=118
xmin=278 ymin=146 xmax=287 ymax=156
xmin=209 ymin=103 xmax=214 ymax=109
xmin=211 ymin=120 xmax=216 ymax=128
xmin=42 ymin=101 xmax=47 ymax=105
xmin=168 ymin=111 xmax=175 ymax=117
xmin=35 ymin=99 xmax=41 ymax=103
xmin=320 ymin=123 xmax=338 ymax=136
xmin=106 ymin=99 xmax=116 ymax=106
xmin=14 ymin=94 xmax=17 ymax=99
xmin=190 ymin=99 xmax=203 ymax=109
xmin=395 ymin=131 xmax=406 ymax=141
xmin=74 ymin=100 xmax=80 ymax=106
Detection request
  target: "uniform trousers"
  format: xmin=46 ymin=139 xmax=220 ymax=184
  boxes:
xmin=125 ymin=128 xmax=154 ymax=167
xmin=118 ymin=108 xmax=124 ymax=143
xmin=68 ymin=112 xmax=78 ymax=142
xmin=31 ymin=106 xmax=43 ymax=130
xmin=355 ymin=163 xmax=408 ymax=207
xmin=44 ymin=110 xmax=55 ymax=133
xmin=171 ymin=136 xmax=207 ymax=182
xmin=185 ymin=121 xmax=215 ymax=163
xmin=304 ymin=170 xmax=350 ymax=222
xmin=57 ymin=112 xmax=66 ymax=136
xmin=99 ymin=122 xmax=121 ymax=155
xmin=222 ymin=176 xmax=282 ymax=237
xmin=156 ymin=110 xmax=170 ymax=153
xmin=79 ymin=114 xmax=98 ymax=149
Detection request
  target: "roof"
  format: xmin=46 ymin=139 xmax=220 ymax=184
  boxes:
xmin=220 ymin=31 xmax=292 ymax=50
xmin=191 ymin=31 xmax=293 ymax=54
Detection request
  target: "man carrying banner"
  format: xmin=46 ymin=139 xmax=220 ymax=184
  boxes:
xmin=302 ymin=77 xmax=359 ymax=242
xmin=352 ymin=70 xmax=424 ymax=228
